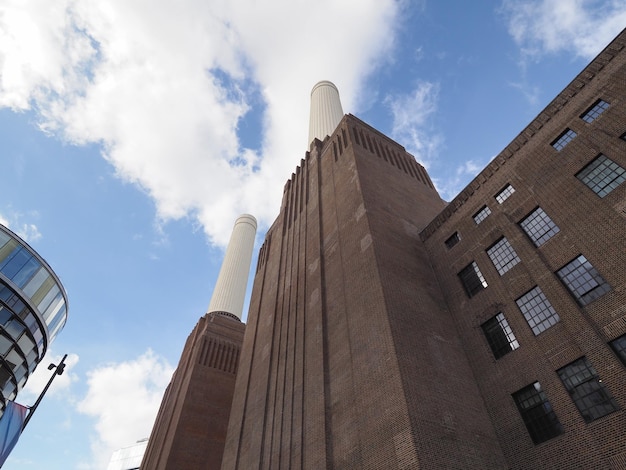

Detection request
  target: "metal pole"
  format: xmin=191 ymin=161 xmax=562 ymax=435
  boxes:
xmin=22 ymin=354 xmax=67 ymax=431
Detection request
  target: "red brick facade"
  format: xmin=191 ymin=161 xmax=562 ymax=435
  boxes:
xmin=141 ymin=313 xmax=244 ymax=470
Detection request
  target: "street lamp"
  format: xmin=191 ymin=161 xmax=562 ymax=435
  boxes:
xmin=22 ymin=354 xmax=67 ymax=430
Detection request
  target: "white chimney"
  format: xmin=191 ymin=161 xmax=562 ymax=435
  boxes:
xmin=207 ymin=214 xmax=257 ymax=320
xmin=308 ymin=81 xmax=344 ymax=146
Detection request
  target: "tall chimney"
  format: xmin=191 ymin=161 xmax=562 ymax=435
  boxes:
xmin=207 ymin=214 xmax=257 ymax=320
xmin=308 ymin=80 xmax=344 ymax=146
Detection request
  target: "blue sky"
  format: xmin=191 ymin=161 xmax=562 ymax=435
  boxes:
xmin=0 ymin=0 xmax=624 ymax=468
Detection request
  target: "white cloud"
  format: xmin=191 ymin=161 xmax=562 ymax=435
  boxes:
xmin=0 ymin=0 xmax=401 ymax=246
xmin=76 ymin=350 xmax=173 ymax=470
xmin=385 ymin=81 xmax=442 ymax=167
xmin=500 ymin=0 xmax=626 ymax=61
xmin=0 ymin=209 xmax=42 ymax=243
xmin=432 ymin=158 xmax=491 ymax=202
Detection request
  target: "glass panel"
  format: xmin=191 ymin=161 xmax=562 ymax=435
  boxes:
xmin=42 ymin=292 xmax=64 ymax=323
xmin=12 ymin=256 xmax=41 ymax=288
xmin=3 ymin=319 xmax=25 ymax=340
xmin=22 ymin=267 xmax=49 ymax=298
xmin=30 ymin=275 xmax=55 ymax=308
xmin=486 ymin=237 xmax=521 ymax=275
xmin=516 ymin=286 xmax=560 ymax=335
xmin=16 ymin=334 xmax=34 ymax=356
xmin=38 ymin=285 xmax=60 ymax=317
xmin=0 ymin=334 xmax=12 ymax=356
xmin=0 ymin=240 xmax=19 ymax=267
xmin=0 ymin=247 xmax=32 ymax=281
xmin=0 ymin=307 xmax=11 ymax=327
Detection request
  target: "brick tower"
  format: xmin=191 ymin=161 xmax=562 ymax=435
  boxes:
xmin=222 ymin=84 xmax=508 ymax=469
xmin=142 ymin=215 xmax=256 ymax=470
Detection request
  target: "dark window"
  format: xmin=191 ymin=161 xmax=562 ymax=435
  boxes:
xmin=580 ymin=99 xmax=609 ymax=123
xmin=458 ymin=262 xmax=488 ymax=297
xmin=610 ymin=335 xmax=626 ymax=367
xmin=551 ymin=128 xmax=577 ymax=151
xmin=495 ymin=184 xmax=515 ymax=203
xmin=576 ymin=154 xmax=625 ymax=198
xmin=516 ymin=286 xmax=559 ymax=335
xmin=473 ymin=206 xmax=491 ymax=225
xmin=481 ymin=313 xmax=519 ymax=359
xmin=556 ymin=255 xmax=610 ymax=306
xmin=557 ymin=357 xmax=619 ymax=423
xmin=512 ymin=382 xmax=564 ymax=444
xmin=519 ymin=207 xmax=560 ymax=247
xmin=444 ymin=232 xmax=461 ymax=249
xmin=486 ymin=237 xmax=520 ymax=275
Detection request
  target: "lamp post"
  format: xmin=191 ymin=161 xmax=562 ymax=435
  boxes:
xmin=22 ymin=354 xmax=67 ymax=430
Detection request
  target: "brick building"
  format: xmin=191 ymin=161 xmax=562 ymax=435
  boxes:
xmin=221 ymin=28 xmax=626 ymax=470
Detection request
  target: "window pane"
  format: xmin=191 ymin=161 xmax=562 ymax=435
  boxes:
xmin=458 ymin=262 xmax=488 ymax=298
xmin=580 ymin=99 xmax=609 ymax=123
xmin=576 ymin=154 xmax=625 ymax=198
xmin=519 ymin=207 xmax=560 ymax=247
xmin=486 ymin=237 xmax=521 ymax=275
xmin=513 ymin=382 xmax=563 ymax=444
xmin=445 ymin=232 xmax=461 ymax=249
xmin=516 ymin=286 xmax=560 ymax=335
xmin=481 ymin=313 xmax=519 ymax=359
xmin=495 ymin=184 xmax=515 ymax=204
xmin=557 ymin=357 xmax=619 ymax=423
xmin=556 ymin=255 xmax=610 ymax=306
xmin=551 ymin=128 xmax=577 ymax=151
xmin=610 ymin=335 xmax=626 ymax=367
xmin=473 ymin=206 xmax=491 ymax=225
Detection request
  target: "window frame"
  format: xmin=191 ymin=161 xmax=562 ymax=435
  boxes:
xmin=486 ymin=237 xmax=521 ymax=276
xmin=557 ymin=357 xmax=619 ymax=423
xmin=495 ymin=184 xmax=515 ymax=204
xmin=444 ymin=232 xmax=461 ymax=249
xmin=458 ymin=261 xmax=488 ymax=298
xmin=512 ymin=382 xmax=564 ymax=445
xmin=473 ymin=206 xmax=491 ymax=225
xmin=481 ymin=313 xmax=519 ymax=359
xmin=575 ymin=154 xmax=626 ymax=198
xmin=551 ymin=128 xmax=577 ymax=151
xmin=556 ymin=255 xmax=611 ymax=306
xmin=609 ymin=335 xmax=626 ymax=367
xmin=580 ymin=99 xmax=609 ymax=123
xmin=519 ymin=207 xmax=560 ymax=247
xmin=516 ymin=286 xmax=560 ymax=335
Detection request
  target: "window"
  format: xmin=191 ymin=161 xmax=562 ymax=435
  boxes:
xmin=486 ymin=237 xmax=521 ymax=275
xmin=556 ymin=255 xmax=610 ymax=306
xmin=576 ymin=154 xmax=625 ymax=198
xmin=444 ymin=232 xmax=461 ymax=249
xmin=516 ymin=286 xmax=560 ymax=335
xmin=610 ymin=335 xmax=626 ymax=367
xmin=473 ymin=206 xmax=491 ymax=225
xmin=580 ymin=99 xmax=609 ymax=123
xmin=495 ymin=184 xmax=515 ymax=203
xmin=512 ymin=382 xmax=564 ymax=444
xmin=458 ymin=262 xmax=488 ymax=298
xmin=557 ymin=357 xmax=619 ymax=423
xmin=551 ymin=128 xmax=577 ymax=151
xmin=519 ymin=207 xmax=560 ymax=247
xmin=481 ymin=313 xmax=519 ymax=359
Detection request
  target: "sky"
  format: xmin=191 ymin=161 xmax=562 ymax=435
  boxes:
xmin=0 ymin=0 xmax=624 ymax=468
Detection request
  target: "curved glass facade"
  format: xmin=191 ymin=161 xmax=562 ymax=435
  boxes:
xmin=0 ymin=225 xmax=68 ymax=412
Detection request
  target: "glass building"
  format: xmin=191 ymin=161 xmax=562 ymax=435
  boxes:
xmin=0 ymin=224 xmax=68 ymax=416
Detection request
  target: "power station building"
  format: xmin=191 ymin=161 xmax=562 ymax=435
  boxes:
xmin=0 ymin=224 xmax=68 ymax=416
xmin=144 ymin=28 xmax=626 ymax=469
